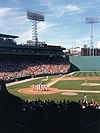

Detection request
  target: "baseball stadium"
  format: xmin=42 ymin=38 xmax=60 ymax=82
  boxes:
xmin=0 ymin=33 xmax=100 ymax=103
xmin=0 ymin=32 xmax=100 ymax=133
xmin=0 ymin=12 xmax=100 ymax=133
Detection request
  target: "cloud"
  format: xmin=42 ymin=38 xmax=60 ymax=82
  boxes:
xmin=40 ymin=0 xmax=52 ymax=6
xmin=65 ymin=4 xmax=80 ymax=11
xmin=0 ymin=7 xmax=12 ymax=17
xmin=38 ymin=21 xmax=55 ymax=32
xmin=40 ymin=0 xmax=80 ymax=17
xmin=57 ymin=4 xmax=80 ymax=17
xmin=0 ymin=7 xmax=28 ymax=34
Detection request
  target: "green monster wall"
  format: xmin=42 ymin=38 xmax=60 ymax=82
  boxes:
xmin=69 ymin=56 xmax=100 ymax=71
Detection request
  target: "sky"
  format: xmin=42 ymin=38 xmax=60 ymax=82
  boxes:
xmin=0 ymin=0 xmax=100 ymax=49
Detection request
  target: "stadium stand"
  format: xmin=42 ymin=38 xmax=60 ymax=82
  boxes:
xmin=0 ymin=80 xmax=100 ymax=133
xmin=0 ymin=33 xmax=18 ymax=46
xmin=2 ymin=33 xmax=100 ymax=133
xmin=0 ymin=61 xmax=70 ymax=81
xmin=0 ymin=33 xmax=71 ymax=82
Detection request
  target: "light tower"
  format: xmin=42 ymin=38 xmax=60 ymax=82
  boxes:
xmin=27 ymin=11 xmax=45 ymax=46
xmin=86 ymin=17 xmax=99 ymax=56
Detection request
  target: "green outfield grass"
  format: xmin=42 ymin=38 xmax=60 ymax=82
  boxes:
xmin=52 ymin=80 xmax=100 ymax=91
xmin=7 ymin=72 xmax=100 ymax=102
xmin=73 ymin=71 xmax=100 ymax=77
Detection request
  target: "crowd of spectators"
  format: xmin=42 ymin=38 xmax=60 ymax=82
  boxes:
xmin=0 ymin=46 xmax=63 ymax=55
xmin=0 ymin=80 xmax=100 ymax=133
xmin=24 ymin=63 xmax=70 ymax=76
xmin=0 ymin=37 xmax=16 ymax=45
xmin=0 ymin=60 xmax=70 ymax=81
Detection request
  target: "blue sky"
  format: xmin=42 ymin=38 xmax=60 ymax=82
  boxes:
xmin=0 ymin=0 xmax=100 ymax=48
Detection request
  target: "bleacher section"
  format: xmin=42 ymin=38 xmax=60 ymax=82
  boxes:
xmin=0 ymin=33 xmax=70 ymax=82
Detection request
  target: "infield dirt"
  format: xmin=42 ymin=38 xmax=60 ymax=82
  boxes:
xmin=18 ymin=76 xmax=100 ymax=95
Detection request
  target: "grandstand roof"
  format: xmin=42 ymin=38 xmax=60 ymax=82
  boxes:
xmin=0 ymin=33 xmax=19 ymax=39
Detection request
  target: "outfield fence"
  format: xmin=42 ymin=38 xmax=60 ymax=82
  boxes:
xmin=69 ymin=56 xmax=100 ymax=71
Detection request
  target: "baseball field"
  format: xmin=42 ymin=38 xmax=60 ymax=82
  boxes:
xmin=7 ymin=71 xmax=100 ymax=102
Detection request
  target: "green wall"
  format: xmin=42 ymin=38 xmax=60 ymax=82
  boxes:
xmin=69 ymin=56 xmax=100 ymax=71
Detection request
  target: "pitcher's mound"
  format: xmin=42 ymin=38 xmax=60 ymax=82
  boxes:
xmin=18 ymin=87 xmax=61 ymax=95
xmin=81 ymin=83 xmax=100 ymax=86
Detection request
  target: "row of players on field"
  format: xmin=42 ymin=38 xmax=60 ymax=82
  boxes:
xmin=32 ymin=82 xmax=48 ymax=91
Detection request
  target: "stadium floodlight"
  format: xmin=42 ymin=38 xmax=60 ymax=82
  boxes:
xmin=86 ymin=17 xmax=99 ymax=56
xmin=27 ymin=10 xmax=45 ymax=46
xmin=86 ymin=17 xmax=99 ymax=24
xmin=27 ymin=11 xmax=44 ymax=21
